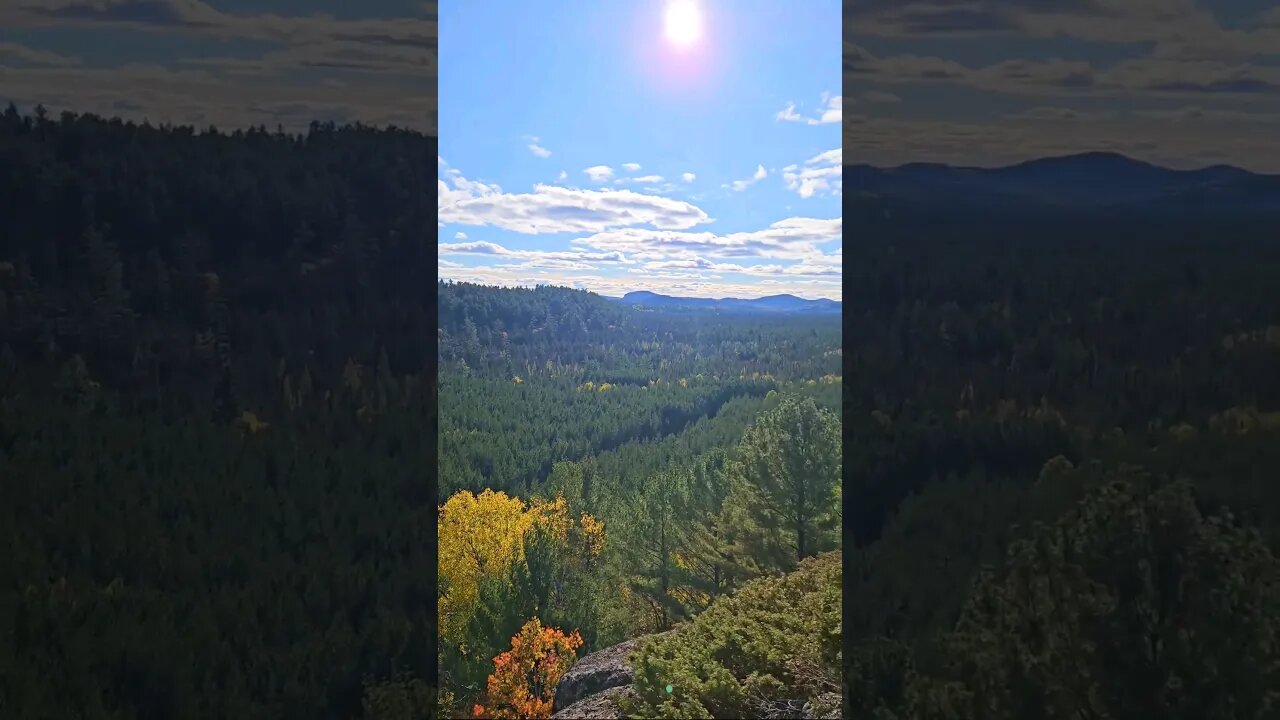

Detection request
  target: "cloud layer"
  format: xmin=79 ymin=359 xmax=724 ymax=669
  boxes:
xmin=438 ymin=159 xmax=841 ymax=299
xmin=0 ymin=0 xmax=438 ymax=133
xmin=844 ymin=0 xmax=1280 ymax=170
xmin=439 ymin=161 xmax=712 ymax=234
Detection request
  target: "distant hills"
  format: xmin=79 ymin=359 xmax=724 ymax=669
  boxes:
xmin=844 ymin=152 xmax=1280 ymax=214
xmin=615 ymin=290 xmax=841 ymax=315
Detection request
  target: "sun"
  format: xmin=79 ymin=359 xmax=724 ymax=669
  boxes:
xmin=664 ymin=0 xmax=703 ymax=48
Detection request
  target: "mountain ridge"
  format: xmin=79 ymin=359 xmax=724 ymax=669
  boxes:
xmin=843 ymin=151 xmax=1280 ymax=213
xmin=616 ymin=290 xmax=841 ymax=315
xmin=849 ymin=151 xmax=1277 ymax=177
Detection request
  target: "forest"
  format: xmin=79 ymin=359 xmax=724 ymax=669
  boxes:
xmin=436 ymin=281 xmax=844 ymax=718
xmin=6 ymin=100 xmax=1279 ymax=719
xmin=0 ymin=104 xmax=846 ymax=719
xmin=838 ymin=199 xmax=1280 ymax=717
xmin=0 ymin=107 xmax=442 ymax=719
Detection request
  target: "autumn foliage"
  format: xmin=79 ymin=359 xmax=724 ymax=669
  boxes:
xmin=472 ymin=618 xmax=584 ymax=719
xmin=437 ymin=490 xmax=606 ymax=652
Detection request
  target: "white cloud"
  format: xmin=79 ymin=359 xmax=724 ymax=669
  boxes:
xmin=622 ymin=162 xmax=642 ymax=172
xmin=583 ymin=165 xmax=614 ymax=182
xmin=557 ymin=170 xmax=568 ymax=181
xmin=436 ymin=264 xmax=841 ymax=300
xmin=527 ymin=136 xmax=552 ymax=158
xmin=730 ymin=164 xmax=768 ymax=191
xmin=783 ymin=148 xmax=842 ymax=199
xmin=438 ymin=240 xmax=632 ymax=265
xmin=632 ymin=174 xmax=664 ymax=183
xmin=682 ymin=172 xmax=696 ymax=182
xmin=439 ymin=164 xmax=713 ymax=234
xmin=454 ymin=231 xmax=467 ymax=240
xmin=638 ymin=256 xmax=839 ymax=278
xmin=776 ymin=102 xmax=803 ymax=122
xmin=777 ymin=93 xmax=842 ymax=125
xmin=573 ymin=216 xmax=841 ymax=262
xmin=496 ymin=258 xmax=596 ymax=271
xmin=807 ymin=148 xmax=842 ymax=166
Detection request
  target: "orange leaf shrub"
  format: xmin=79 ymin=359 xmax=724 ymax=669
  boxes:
xmin=472 ymin=618 xmax=583 ymax=719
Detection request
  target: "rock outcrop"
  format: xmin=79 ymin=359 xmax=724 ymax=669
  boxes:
xmin=550 ymin=637 xmax=645 ymax=719
xmin=550 ymin=685 xmax=637 ymax=720
xmin=549 ymin=629 xmax=838 ymax=719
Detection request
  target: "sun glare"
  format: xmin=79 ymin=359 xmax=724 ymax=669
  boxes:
xmin=664 ymin=0 xmax=703 ymax=48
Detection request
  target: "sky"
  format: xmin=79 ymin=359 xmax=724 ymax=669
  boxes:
xmin=844 ymin=0 xmax=1280 ymax=170
xmin=437 ymin=1 xmax=843 ymax=301
xmin=2 ymin=0 xmax=1276 ymax=300
xmin=0 ymin=0 xmax=437 ymax=132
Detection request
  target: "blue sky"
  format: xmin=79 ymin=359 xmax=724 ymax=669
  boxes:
xmin=438 ymin=0 xmax=842 ymax=300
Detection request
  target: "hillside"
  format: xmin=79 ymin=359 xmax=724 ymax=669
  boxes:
xmin=838 ymin=162 xmax=1280 ymax=718
xmin=0 ymin=108 xmax=441 ymax=720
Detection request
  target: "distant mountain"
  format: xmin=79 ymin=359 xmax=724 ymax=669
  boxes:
xmin=617 ymin=291 xmax=840 ymax=315
xmin=844 ymin=152 xmax=1280 ymax=214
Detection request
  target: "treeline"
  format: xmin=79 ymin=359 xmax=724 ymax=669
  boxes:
xmin=0 ymin=108 xmax=441 ymax=719
xmin=0 ymin=105 xmax=437 ymax=419
xmin=840 ymin=212 xmax=1280 ymax=717
xmin=439 ymin=280 xmax=841 ymax=382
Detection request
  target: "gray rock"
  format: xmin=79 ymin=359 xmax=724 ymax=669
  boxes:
xmin=550 ymin=685 xmax=637 ymax=719
xmin=552 ymin=638 xmax=642 ymax=713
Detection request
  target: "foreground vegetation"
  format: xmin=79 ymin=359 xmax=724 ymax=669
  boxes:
xmin=627 ymin=550 xmax=843 ymax=719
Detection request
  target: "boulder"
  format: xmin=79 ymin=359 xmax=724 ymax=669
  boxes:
xmin=550 ymin=685 xmax=637 ymax=719
xmin=551 ymin=637 xmax=642 ymax=713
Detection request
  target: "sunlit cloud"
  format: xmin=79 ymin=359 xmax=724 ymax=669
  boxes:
xmin=438 ymin=161 xmax=713 ymax=234
xmin=526 ymin=136 xmax=552 ymax=158
xmin=728 ymin=164 xmax=768 ymax=191
xmin=782 ymin=148 xmax=842 ymax=199
xmin=583 ymin=165 xmax=614 ymax=183
xmin=438 ymin=240 xmax=633 ymax=264
xmin=777 ymin=93 xmax=842 ymax=125
xmin=436 ymin=264 xmax=841 ymax=301
xmin=571 ymin=216 xmax=841 ymax=261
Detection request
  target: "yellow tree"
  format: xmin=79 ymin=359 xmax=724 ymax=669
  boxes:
xmin=438 ymin=491 xmax=607 ymax=653
xmin=438 ymin=489 xmax=535 ymax=649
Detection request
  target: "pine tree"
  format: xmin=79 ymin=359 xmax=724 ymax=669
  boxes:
xmin=733 ymin=395 xmax=841 ymax=566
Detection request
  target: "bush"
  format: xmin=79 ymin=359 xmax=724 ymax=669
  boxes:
xmin=624 ymin=551 xmax=841 ymax=719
